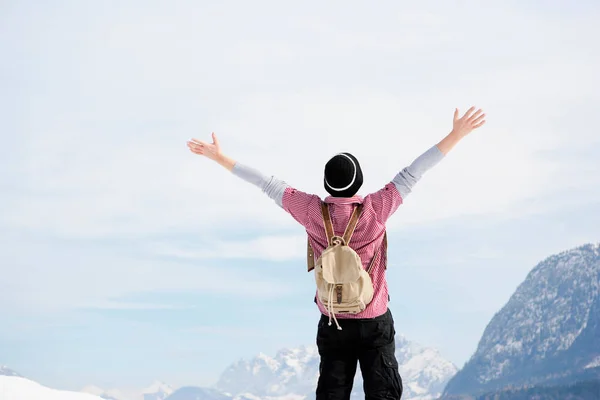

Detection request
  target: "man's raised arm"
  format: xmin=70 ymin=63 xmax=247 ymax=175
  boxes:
xmin=366 ymin=106 xmax=486 ymax=222
xmin=395 ymin=106 xmax=486 ymax=198
xmin=187 ymin=133 xmax=289 ymax=207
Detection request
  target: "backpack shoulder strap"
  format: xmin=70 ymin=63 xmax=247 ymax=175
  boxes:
xmin=366 ymin=231 xmax=387 ymax=274
xmin=320 ymin=202 xmax=334 ymax=244
xmin=309 ymin=202 xmax=354 ymax=272
xmin=342 ymin=204 xmax=363 ymax=246
xmin=307 ymin=240 xmax=315 ymax=272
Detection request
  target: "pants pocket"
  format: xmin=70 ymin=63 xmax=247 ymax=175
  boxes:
xmin=361 ymin=350 xmax=403 ymax=400
xmin=381 ymin=352 xmax=403 ymax=399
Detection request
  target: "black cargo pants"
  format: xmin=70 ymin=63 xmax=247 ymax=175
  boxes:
xmin=315 ymin=308 xmax=403 ymax=400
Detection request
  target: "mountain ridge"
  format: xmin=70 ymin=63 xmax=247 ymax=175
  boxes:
xmin=162 ymin=334 xmax=457 ymax=400
xmin=441 ymin=242 xmax=600 ymax=397
xmin=0 ymin=365 xmax=21 ymax=377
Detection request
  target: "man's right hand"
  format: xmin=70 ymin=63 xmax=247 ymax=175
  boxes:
xmin=451 ymin=107 xmax=486 ymax=138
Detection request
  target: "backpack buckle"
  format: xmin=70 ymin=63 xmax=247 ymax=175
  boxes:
xmin=331 ymin=236 xmax=346 ymax=246
xmin=335 ymin=284 xmax=343 ymax=304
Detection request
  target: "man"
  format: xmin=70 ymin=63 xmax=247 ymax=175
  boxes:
xmin=187 ymin=107 xmax=486 ymax=399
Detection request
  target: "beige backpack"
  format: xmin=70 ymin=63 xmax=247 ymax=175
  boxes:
xmin=306 ymin=203 xmax=383 ymax=330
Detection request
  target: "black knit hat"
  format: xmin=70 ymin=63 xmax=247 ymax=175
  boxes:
xmin=324 ymin=152 xmax=363 ymax=197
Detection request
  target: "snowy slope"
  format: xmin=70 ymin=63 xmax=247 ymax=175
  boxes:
xmin=0 ymin=375 xmax=105 ymax=400
xmin=442 ymin=242 xmax=600 ymax=397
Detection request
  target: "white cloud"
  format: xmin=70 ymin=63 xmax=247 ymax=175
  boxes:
xmin=83 ymin=302 xmax=196 ymax=311
xmin=1 ymin=0 xmax=599 ymax=313
xmin=2 ymin=0 xmax=599 ymax=241
xmin=151 ymin=234 xmax=307 ymax=262
xmin=182 ymin=325 xmax=275 ymax=339
xmin=4 ymin=82 xmax=598 ymax=239
xmin=0 ymin=234 xmax=300 ymax=313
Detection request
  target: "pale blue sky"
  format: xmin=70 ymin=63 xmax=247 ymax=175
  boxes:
xmin=1 ymin=0 xmax=599 ymax=394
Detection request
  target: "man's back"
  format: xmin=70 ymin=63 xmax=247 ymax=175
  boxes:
xmin=282 ymin=187 xmax=401 ymax=319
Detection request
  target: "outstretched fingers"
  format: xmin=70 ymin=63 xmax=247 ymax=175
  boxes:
xmin=452 ymin=105 xmax=486 ymax=137
xmin=468 ymin=109 xmax=483 ymax=122
xmin=187 ymin=139 xmax=205 ymax=155
xmin=473 ymin=119 xmax=486 ymax=128
xmin=471 ymin=112 xmax=486 ymax=126
xmin=186 ymin=132 xmax=222 ymax=160
xmin=189 ymin=138 xmax=207 ymax=146
xmin=460 ymin=106 xmax=486 ymax=129
xmin=462 ymin=106 xmax=476 ymax=120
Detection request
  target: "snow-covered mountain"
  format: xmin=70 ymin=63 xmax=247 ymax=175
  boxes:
xmin=216 ymin=345 xmax=320 ymax=398
xmin=393 ymin=335 xmax=460 ymax=398
xmin=3 ymin=334 xmax=453 ymax=400
xmin=441 ymin=242 xmax=600 ymax=398
xmin=208 ymin=335 xmax=457 ymax=400
xmin=1 ymin=365 xmax=21 ymax=377
xmin=166 ymin=386 xmax=231 ymax=400
xmin=0 ymin=375 xmax=105 ymax=400
xmin=81 ymin=380 xmax=174 ymax=400
xmin=3 ymin=334 xmax=454 ymax=400
xmin=81 ymin=384 xmax=130 ymax=400
xmin=143 ymin=380 xmax=174 ymax=400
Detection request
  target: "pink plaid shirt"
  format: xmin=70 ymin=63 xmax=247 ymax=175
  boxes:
xmin=282 ymin=183 xmax=403 ymax=319
xmin=231 ymin=144 xmax=444 ymax=320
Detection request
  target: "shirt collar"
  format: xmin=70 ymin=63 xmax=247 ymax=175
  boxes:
xmin=323 ymin=195 xmax=364 ymax=205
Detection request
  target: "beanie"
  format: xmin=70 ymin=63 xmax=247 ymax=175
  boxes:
xmin=323 ymin=152 xmax=363 ymax=198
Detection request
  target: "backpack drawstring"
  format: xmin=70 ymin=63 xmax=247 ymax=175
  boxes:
xmin=327 ymin=285 xmax=342 ymax=330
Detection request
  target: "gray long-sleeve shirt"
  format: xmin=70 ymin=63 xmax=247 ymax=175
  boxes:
xmin=231 ymin=145 xmax=445 ymax=207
